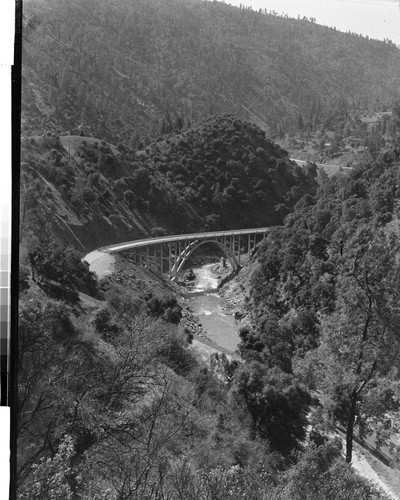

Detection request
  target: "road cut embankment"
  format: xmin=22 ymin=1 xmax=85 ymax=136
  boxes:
xmin=84 ymin=250 xmax=116 ymax=278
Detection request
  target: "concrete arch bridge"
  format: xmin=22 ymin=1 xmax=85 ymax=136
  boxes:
xmin=97 ymin=228 xmax=270 ymax=280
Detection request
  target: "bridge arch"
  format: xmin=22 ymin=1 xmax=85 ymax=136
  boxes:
xmin=91 ymin=227 xmax=270 ymax=281
xmin=171 ymin=239 xmax=240 ymax=279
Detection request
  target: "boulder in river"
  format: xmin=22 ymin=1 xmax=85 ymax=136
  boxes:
xmin=184 ymin=269 xmax=196 ymax=281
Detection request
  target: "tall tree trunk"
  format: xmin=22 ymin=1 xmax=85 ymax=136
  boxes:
xmin=346 ymin=391 xmax=357 ymax=463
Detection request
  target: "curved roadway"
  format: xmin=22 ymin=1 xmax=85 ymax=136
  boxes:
xmin=97 ymin=227 xmax=270 ymax=253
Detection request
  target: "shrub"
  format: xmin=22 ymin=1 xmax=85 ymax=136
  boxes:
xmin=144 ymin=293 xmax=182 ymax=324
xmin=81 ymin=187 xmax=98 ymax=203
xmin=150 ymin=227 xmax=167 ymax=237
xmin=92 ymin=307 xmax=121 ymax=341
xmin=123 ymin=189 xmax=137 ymax=207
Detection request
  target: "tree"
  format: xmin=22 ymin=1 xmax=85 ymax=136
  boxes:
xmin=393 ymin=100 xmax=400 ymax=127
xmin=313 ymin=224 xmax=400 ymax=462
xmin=70 ymin=191 xmax=88 ymax=220
xmin=144 ymin=293 xmax=182 ymax=324
xmin=92 ymin=306 xmax=121 ymax=341
xmin=18 ymin=436 xmax=76 ymax=500
xmin=123 ymin=189 xmax=137 ymax=208
xmin=17 ymin=301 xmax=78 ymax=489
xmin=28 ymin=244 xmax=99 ymax=299
xmin=238 ymin=315 xmax=294 ymax=373
xmin=231 ymin=363 xmax=311 ymax=455
xmin=18 ymin=298 xmax=196 ymax=498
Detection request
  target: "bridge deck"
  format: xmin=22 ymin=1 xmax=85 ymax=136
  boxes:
xmin=99 ymin=227 xmax=271 ymax=253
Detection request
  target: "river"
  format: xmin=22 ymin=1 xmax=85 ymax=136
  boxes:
xmin=185 ymin=264 xmax=241 ymax=352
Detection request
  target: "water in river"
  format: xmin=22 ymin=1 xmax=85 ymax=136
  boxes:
xmin=186 ymin=264 xmax=241 ymax=352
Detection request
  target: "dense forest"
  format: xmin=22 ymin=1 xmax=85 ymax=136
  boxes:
xmin=17 ymin=0 xmax=400 ymax=498
xmin=22 ymin=0 xmax=400 ymax=144
xmin=240 ymin=146 xmax=400 ymax=464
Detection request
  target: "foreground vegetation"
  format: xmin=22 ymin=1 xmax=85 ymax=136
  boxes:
xmin=17 ymin=267 xmax=393 ymax=499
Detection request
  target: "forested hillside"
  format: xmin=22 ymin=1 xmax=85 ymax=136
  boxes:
xmin=20 ymin=115 xmax=315 ymax=252
xmin=236 ymin=143 xmax=400 ymax=473
xmin=22 ymin=0 xmax=400 ymax=144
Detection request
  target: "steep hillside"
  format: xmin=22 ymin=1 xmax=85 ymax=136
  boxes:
xmin=20 ymin=115 xmax=316 ymax=252
xmin=238 ymin=145 xmax=400 ymax=363
xmin=229 ymin=144 xmax=400 ymax=489
xmin=22 ymin=0 xmax=400 ymax=144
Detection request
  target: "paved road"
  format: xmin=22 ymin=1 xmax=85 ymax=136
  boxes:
xmin=60 ymin=135 xmax=120 ymax=156
xmin=290 ymin=157 xmax=352 ymax=171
